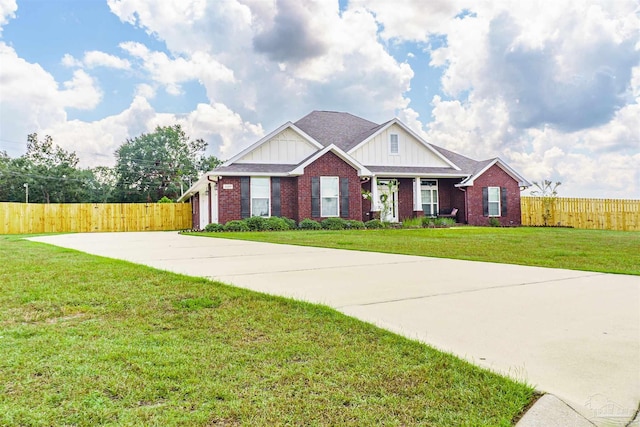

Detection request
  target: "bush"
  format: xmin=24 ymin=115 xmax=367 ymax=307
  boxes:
xmin=488 ymin=217 xmax=501 ymax=227
xmin=421 ymin=216 xmax=436 ymax=227
xmin=402 ymin=217 xmax=423 ymax=228
xmin=204 ymin=223 xmax=224 ymax=232
xmin=263 ymin=216 xmax=290 ymax=231
xmin=321 ymin=217 xmax=347 ymax=230
xmin=281 ymin=217 xmax=297 ymax=229
xmin=245 ymin=216 xmax=267 ymax=231
xmin=157 ymin=196 xmax=174 ymax=203
xmin=345 ymin=220 xmax=365 ymax=229
xmin=364 ymin=219 xmax=385 ymax=229
xmin=298 ymin=218 xmax=321 ymax=230
xmin=224 ymin=220 xmax=249 ymax=232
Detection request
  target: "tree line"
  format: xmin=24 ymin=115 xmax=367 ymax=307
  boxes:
xmin=0 ymin=125 xmax=221 ymax=203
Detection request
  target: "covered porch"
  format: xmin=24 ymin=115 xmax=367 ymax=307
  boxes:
xmin=361 ymin=176 xmax=466 ymax=223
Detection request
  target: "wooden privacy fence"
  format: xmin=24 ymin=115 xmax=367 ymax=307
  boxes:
xmin=0 ymin=202 xmax=192 ymax=234
xmin=521 ymin=197 xmax=640 ymax=231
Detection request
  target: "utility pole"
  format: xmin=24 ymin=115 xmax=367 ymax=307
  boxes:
xmin=23 ymin=183 xmax=29 ymax=203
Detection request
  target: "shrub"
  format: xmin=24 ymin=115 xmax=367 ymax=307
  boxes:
xmin=281 ymin=217 xmax=297 ymax=229
xmin=364 ymin=219 xmax=384 ymax=229
xmin=245 ymin=216 xmax=267 ymax=231
xmin=402 ymin=217 xmax=423 ymax=228
xmin=204 ymin=223 xmax=224 ymax=232
xmin=157 ymin=196 xmax=174 ymax=203
xmin=298 ymin=218 xmax=321 ymax=230
xmin=224 ymin=220 xmax=249 ymax=232
xmin=263 ymin=216 xmax=289 ymax=231
xmin=488 ymin=217 xmax=501 ymax=227
xmin=345 ymin=220 xmax=365 ymax=229
xmin=421 ymin=216 xmax=436 ymax=227
xmin=321 ymin=217 xmax=347 ymax=230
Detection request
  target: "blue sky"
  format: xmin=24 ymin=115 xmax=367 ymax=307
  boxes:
xmin=0 ymin=0 xmax=638 ymax=198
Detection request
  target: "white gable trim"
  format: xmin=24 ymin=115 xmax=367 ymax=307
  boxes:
xmin=290 ymin=144 xmax=372 ymax=177
xmin=222 ymin=122 xmax=324 ymax=166
xmin=456 ymin=158 xmax=532 ymax=187
xmin=177 ymin=173 xmax=215 ymax=203
xmin=348 ymin=118 xmax=461 ymax=171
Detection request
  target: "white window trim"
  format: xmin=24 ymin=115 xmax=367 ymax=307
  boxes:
xmin=251 ymin=177 xmax=271 ymax=217
xmin=389 ymin=133 xmax=399 ymax=155
xmin=420 ymin=179 xmax=438 ymax=217
xmin=488 ymin=186 xmax=501 ymax=217
xmin=320 ymin=176 xmax=339 ymax=217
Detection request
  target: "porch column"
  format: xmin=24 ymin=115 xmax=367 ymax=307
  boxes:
xmin=371 ymin=176 xmax=380 ymax=211
xmin=413 ymin=177 xmax=422 ymax=211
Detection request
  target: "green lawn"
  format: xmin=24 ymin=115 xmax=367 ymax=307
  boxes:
xmin=0 ymin=236 xmax=534 ymax=426
xmin=190 ymin=227 xmax=640 ymax=275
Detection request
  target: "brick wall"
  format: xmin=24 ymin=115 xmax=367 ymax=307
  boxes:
xmin=280 ymin=177 xmax=298 ymax=220
xmin=397 ymin=178 xmax=414 ymax=221
xmin=217 ymin=176 xmax=242 ymax=224
xmin=465 ymin=164 xmax=522 ymax=226
xmin=296 ymin=151 xmax=362 ymax=222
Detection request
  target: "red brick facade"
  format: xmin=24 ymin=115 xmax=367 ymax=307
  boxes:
xmin=397 ymin=178 xmax=414 ymax=222
xmin=296 ymin=151 xmax=362 ymax=222
xmin=213 ymin=160 xmax=522 ymax=226
xmin=217 ymin=176 xmax=242 ymax=225
xmin=280 ymin=177 xmax=298 ymax=220
xmin=215 ymin=152 xmax=363 ymax=224
xmin=465 ymin=164 xmax=522 ymax=226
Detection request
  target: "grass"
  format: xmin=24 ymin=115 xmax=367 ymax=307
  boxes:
xmin=0 ymin=235 xmax=535 ymax=426
xmin=190 ymin=227 xmax=640 ymax=276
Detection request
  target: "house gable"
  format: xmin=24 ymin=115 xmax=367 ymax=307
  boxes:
xmin=457 ymin=158 xmax=531 ymax=188
xmin=290 ymin=144 xmax=371 ymax=177
xmin=234 ymin=127 xmax=320 ymax=164
xmin=349 ymin=122 xmax=456 ymax=169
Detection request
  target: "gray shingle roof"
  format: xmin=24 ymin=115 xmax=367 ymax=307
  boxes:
xmin=212 ymin=111 xmax=504 ymax=181
xmin=213 ymin=163 xmax=297 ymax=174
xmin=367 ymin=166 xmax=467 ymax=176
xmin=294 ymin=111 xmax=381 ymax=151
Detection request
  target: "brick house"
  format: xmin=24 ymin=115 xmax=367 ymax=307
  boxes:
xmin=179 ymin=111 xmax=531 ymax=228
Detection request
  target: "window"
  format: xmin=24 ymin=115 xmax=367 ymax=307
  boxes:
xmin=251 ymin=177 xmax=270 ymax=217
xmin=321 ymin=176 xmax=339 ymax=217
xmin=488 ymin=187 xmax=500 ymax=216
xmin=421 ymin=179 xmax=438 ymax=216
xmin=389 ymin=133 xmax=399 ymax=154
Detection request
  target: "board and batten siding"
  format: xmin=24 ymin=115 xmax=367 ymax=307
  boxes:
xmin=237 ymin=128 xmax=318 ymax=164
xmin=350 ymin=124 xmax=450 ymax=167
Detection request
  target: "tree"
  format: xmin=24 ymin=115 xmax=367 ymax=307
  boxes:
xmin=531 ymin=180 xmax=561 ymax=226
xmin=112 ymin=125 xmax=219 ymax=202
xmin=0 ymin=135 xmax=114 ymax=203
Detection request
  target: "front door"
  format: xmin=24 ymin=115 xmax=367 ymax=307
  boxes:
xmin=378 ymin=180 xmax=399 ymax=222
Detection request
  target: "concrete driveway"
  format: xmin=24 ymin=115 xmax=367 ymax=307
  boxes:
xmin=29 ymin=232 xmax=640 ymax=426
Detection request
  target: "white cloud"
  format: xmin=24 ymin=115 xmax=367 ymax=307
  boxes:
xmin=83 ymin=51 xmax=131 ymax=70
xmin=61 ymin=53 xmax=82 ymax=68
xmin=40 ymin=97 xmax=264 ymax=167
xmin=60 ymin=70 xmax=103 ymax=109
xmin=119 ymin=41 xmax=235 ymax=96
xmin=108 ymin=0 xmax=415 ymax=132
xmin=134 ymin=83 xmax=156 ymax=99
xmin=0 ymin=0 xmax=17 ymax=34
xmin=351 ymin=0 xmax=462 ymax=41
